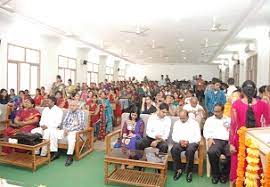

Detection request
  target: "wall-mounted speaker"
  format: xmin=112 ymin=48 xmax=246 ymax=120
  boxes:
xmin=82 ymin=60 xmax=88 ymax=65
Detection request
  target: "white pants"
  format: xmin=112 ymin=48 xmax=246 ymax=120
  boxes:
xmin=31 ymin=127 xmax=77 ymax=156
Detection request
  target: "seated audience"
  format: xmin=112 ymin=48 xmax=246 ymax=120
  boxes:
xmin=31 ymin=96 xmax=63 ymax=157
xmin=2 ymin=98 xmax=40 ymax=154
xmin=171 ymin=110 xmax=201 ymax=183
xmin=121 ymin=105 xmax=144 ymax=158
xmin=141 ymin=95 xmax=157 ymax=114
xmin=55 ymin=91 xmax=69 ymax=109
xmin=136 ymin=103 xmax=171 ymax=154
xmin=33 ymin=88 xmax=44 ymax=106
xmin=0 ymin=89 xmax=10 ymax=105
xmin=204 ymin=104 xmax=231 ymax=184
xmin=183 ymin=97 xmax=205 ymax=126
xmin=50 ymin=100 xmax=85 ymax=166
xmin=73 ymin=92 xmax=85 ymax=109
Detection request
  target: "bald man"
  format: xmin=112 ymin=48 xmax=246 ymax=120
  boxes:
xmin=51 ymin=100 xmax=85 ymax=166
xmin=183 ymin=97 xmax=205 ymax=127
xmin=171 ymin=110 xmax=201 ymax=183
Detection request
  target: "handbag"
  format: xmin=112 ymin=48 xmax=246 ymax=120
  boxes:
xmin=11 ymin=132 xmax=43 ymax=146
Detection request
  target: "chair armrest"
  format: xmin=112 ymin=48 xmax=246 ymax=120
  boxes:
xmin=105 ymin=129 xmax=121 ymax=154
xmin=198 ymin=137 xmax=206 ymax=159
xmin=76 ymin=127 xmax=93 ymax=135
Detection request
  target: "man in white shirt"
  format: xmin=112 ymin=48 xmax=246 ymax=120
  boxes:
xmin=203 ymin=103 xmax=231 ymax=184
xmin=136 ymin=103 xmax=171 ymax=154
xmin=171 ymin=110 xmax=201 ymax=183
xmin=226 ymin=78 xmax=237 ymax=99
xmin=158 ymin=75 xmax=166 ymax=87
xmin=183 ymin=97 xmax=205 ymax=126
xmin=31 ymin=96 xmax=63 ymax=159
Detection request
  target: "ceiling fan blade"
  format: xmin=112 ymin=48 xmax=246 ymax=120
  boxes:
xmin=217 ymin=28 xmax=228 ymax=32
xmin=120 ymin=31 xmax=136 ymax=34
xmin=140 ymin=28 xmax=150 ymax=34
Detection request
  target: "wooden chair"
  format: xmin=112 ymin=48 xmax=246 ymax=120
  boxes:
xmin=36 ymin=107 xmax=94 ymax=160
xmin=0 ymin=104 xmax=12 ymax=134
xmin=105 ymin=113 xmax=206 ymax=177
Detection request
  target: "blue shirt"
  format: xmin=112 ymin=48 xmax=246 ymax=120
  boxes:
xmin=205 ymin=90 xmax=226 ymax=113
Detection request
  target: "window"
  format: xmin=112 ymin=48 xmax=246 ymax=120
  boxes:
xmin=118 ymin=69 xmax=125 ymax=80
xmin=58 ymin=55 xmax=77 ymax=85
xmin=105 ymin=66 xmax=114 ymax=82
xmin=233 ymin=62 xmax=240 ymax=86
xmin=87 ymin=62 xmax=99 ymax=85
xmin=246 ymin=54 xmax=257 ymax=83
xmin=224 ymin=67 xmax=229 ymax=84
xmin=7 ymin=44 xmax=40 ymax=94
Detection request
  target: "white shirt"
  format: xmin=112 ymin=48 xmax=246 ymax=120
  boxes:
xmin=39 ymin=105 xmax=63 ymax=129
xmin=172 ymin=118 xmax=201 ymax=144
xmin=226 ymin=85 xmax=237 ymax=98
xmin=158 ymin=79 xmax=166 ymax=86
xmin=146 ymin=113 xmax=171 ymax=140
xmin=203 ymin=115 xmax=230 ymax=141
xmin=183 ymin=104 xmax=204 ymax=119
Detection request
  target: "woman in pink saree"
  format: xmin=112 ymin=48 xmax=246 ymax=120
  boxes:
xmin=229 ymin=80 xmax=270 ymax=186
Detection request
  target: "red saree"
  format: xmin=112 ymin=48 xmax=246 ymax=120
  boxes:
xmin=3 ymin=108 xmax=41 ymax=153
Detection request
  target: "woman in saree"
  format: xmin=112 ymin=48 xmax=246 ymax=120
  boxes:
xmin=55 ymin=91 xmax=69 ymax=109
xmin=98 ymin=91 xmax=113 ymax=139
xmin=121 ymin=105 xmax=144 ymax=159
xmin=229 ymin=80 xmax=270 ymax=186
xmin=50 ymin=75 xmax=66 ymax=97
xmin=2 ymin=98 xmax=41 ymax=154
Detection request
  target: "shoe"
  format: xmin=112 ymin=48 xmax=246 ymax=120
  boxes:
xmin=65 ymin=156 xmax=73 ymax=167
xmin=173 ymin=170 xmax=182 ymax=181
xmin=219 ymin=175 xmax=227 ymax=184
xmin=186 ymin=172 xmax=192 ymax=183
xmin=211 ymin=177 xmax=219 ymax=184
xmin=50 ymin=152 xmax=60 ymax=161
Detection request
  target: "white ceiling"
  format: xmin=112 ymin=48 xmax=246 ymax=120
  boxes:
xmin=0 ymin=0 xmax=267 ymax=64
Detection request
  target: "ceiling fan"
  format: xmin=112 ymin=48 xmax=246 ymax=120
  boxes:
xmin=146 ymin=40 xmax=164 ymax=49
xmin=201 ymin=38 xmax=220 ymax=48
xmin=0 ymin=0 xmax=15 ymax=13
xmin=120 ymin=26 xmax=150 ymax=36
xmin=200 ymin=16 xmax=228 ymax=32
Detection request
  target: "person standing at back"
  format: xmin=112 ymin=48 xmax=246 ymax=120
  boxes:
xmin=205 ymin=78 xmax=226 ymax=116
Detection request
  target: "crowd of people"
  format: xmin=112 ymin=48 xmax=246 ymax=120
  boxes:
xmin=0 ymin=74 xmax=270 ymax=185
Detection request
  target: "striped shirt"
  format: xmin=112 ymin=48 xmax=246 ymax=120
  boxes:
xmin=62 ymin=109 xmax=85 ymax=131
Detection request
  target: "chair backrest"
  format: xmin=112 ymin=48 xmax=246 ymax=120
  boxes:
xmin=35 ymin=106 xmax=90 ymax=129
xmin=120 ymin=113 xmax=180 ymax=144
xmin=0 ymin=104 xmax=11 ymax=122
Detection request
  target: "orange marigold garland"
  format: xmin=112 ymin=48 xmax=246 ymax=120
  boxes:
xmin=261 ymin=153 xmax=270 ymax=187
xmin=236 ymin=127 xmax=247 ymax=187
xmin=244 ymin=138 xmax=260 ymax=187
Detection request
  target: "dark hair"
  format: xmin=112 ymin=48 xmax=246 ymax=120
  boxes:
xmin=19 ymin=90 xmax=25 ymax=95
xmin=68 ymin=79 xmax=72 ymax=82
xmin=41 ymin=86 xmax=45 ymax=90
xmin=24 ymin=98 xmax=35 ymax=107
xmin=159 ymin=102 xmax=169 ymax=111
xmin=212 ymin=78 xmax=221 ymax=84
xmin=259 ymin=85 xmax=267 ymax=94
xmin=242 ymin=80 xmax=256 ymax=128
xmin=48 ymin=96 xmax=57 ymax=105
xmin=0 ymin=89 xmax=9 ymax=100
xmin=56 ymin=75 xmax=61 ymax=79
xmin=36 ymin=88 xmax=41 ymax=95
xmin=267 ymin=85 xmax=270 ymax=92
xmin=128 ymin=105 xmax=141 ymax=122
xmin=227 ymin=78 xmax=235 ymax=85
xmin=10 ymin=88 xmax=15 ymax=92
xmin=214 ymin=103 xmax=225 ymax=111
